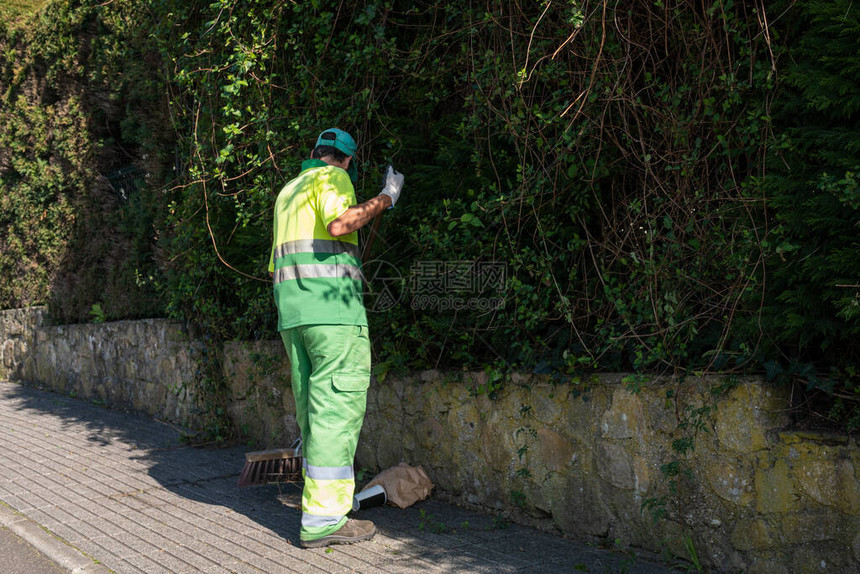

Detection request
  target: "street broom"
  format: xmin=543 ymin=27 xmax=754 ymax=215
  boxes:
xmin=237 ymin=439 xmax=302 ymax=487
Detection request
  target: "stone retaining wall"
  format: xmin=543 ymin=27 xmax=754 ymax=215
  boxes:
xmin=0 ymin=307 xmax=202 ymax=424
xmin=357 ymin=372 xmax=860 ymax=573
xmin=0 ymin=306 xmax=46 ymax=382
xmin=2 ymin=307 xmax=859 ymax=573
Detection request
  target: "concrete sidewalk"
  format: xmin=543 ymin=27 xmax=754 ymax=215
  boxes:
xmin=0 ymin=381 xmax=679 ymax=573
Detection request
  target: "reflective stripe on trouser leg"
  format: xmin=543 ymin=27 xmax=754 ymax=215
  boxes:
xmin=281 ymin=325 xmax=371 ymax=542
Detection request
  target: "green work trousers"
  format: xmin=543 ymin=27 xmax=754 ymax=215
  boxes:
xmin=280 ymin=324 xmax=371 ymax=542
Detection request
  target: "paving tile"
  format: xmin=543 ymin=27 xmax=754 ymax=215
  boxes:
xmin=121 ymin=552 xmax=176 ymax=574
xmin=216 ymin=561 xmax=270 ymax=574
xmin=55 ymin=519 xmax=112 ymax=543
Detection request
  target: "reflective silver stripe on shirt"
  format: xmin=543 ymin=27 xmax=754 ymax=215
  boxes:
xmin=274 ymin=263 xmax=364 ymax=284
xmin=302 ymin=513 xmax=344 ymax=529
xmin=305 ymin=464 xmax=354 ymax=481
xmin=273 ymin=239 xmax=360 ymax=260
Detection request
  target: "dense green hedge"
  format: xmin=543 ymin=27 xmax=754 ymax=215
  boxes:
xmin=0 ymin=1 xmax=170 ymax=322
xmin=1 ymin=0 xmax=857 ymax=428
xmin=748 ymin=1 xmax=860 ymax=423
xmin=156 ymin=1 xmax=773 ymax=362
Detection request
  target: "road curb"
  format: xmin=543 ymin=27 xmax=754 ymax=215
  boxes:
xmin=0 ymin=502 xmax=110 ymax=574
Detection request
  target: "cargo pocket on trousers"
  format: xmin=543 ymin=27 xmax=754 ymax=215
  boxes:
xmin=332 ymin=374 xmax=370 ymax=393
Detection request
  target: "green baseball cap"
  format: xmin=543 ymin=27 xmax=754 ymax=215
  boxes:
xmin=315 ymin=128 xmax=358 ymax=182
xmin=316 ymin=128 xmax=357 ymax=157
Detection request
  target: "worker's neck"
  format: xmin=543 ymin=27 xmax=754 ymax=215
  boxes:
xmin=321 ymin=156 xmax=351 ymax=171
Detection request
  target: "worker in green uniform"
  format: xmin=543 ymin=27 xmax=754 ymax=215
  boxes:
xmin=269 ymin=128 xmax=404 ymax=548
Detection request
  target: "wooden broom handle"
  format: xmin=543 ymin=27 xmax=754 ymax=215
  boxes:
xmin=361 ymin=212 xmax=384 ymax=263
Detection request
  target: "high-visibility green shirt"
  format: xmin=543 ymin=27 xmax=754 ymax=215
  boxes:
xmin=269 ymin=159 xmax=367 ymax=330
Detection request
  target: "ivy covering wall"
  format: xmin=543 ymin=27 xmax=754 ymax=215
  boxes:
xmin=0 ymin=1 xmax=171 ymax=322
xmin=0 ymin=0 xmax=857 ymax=429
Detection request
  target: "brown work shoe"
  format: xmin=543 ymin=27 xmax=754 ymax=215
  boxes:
xmin=300 ymin=519 xmax=376 ymax=549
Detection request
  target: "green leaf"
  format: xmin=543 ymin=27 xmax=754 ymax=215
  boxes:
xmin=460 ymin=213 xmax=484 ymax=227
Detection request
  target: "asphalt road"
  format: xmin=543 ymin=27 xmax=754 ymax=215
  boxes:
xmin=0 ymin=526 xmax=65 ymax=574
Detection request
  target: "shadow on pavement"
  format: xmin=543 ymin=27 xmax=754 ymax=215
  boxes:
xmin=4 ymin=382 xmax=677 ymax=573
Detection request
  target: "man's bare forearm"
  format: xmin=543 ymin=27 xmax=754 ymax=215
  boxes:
xmin=327 ymin=194 xmax=392 ymax=237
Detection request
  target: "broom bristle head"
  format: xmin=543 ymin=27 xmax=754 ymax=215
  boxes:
xmin=237 ymin=448 xmax=302 ymax=487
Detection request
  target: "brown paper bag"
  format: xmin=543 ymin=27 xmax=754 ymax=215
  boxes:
xmin=363 ymin=463 xmax=434 ymax=508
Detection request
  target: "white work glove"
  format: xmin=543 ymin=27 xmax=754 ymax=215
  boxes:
xmin=379 ymin=165 xmax=405 ymax=209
